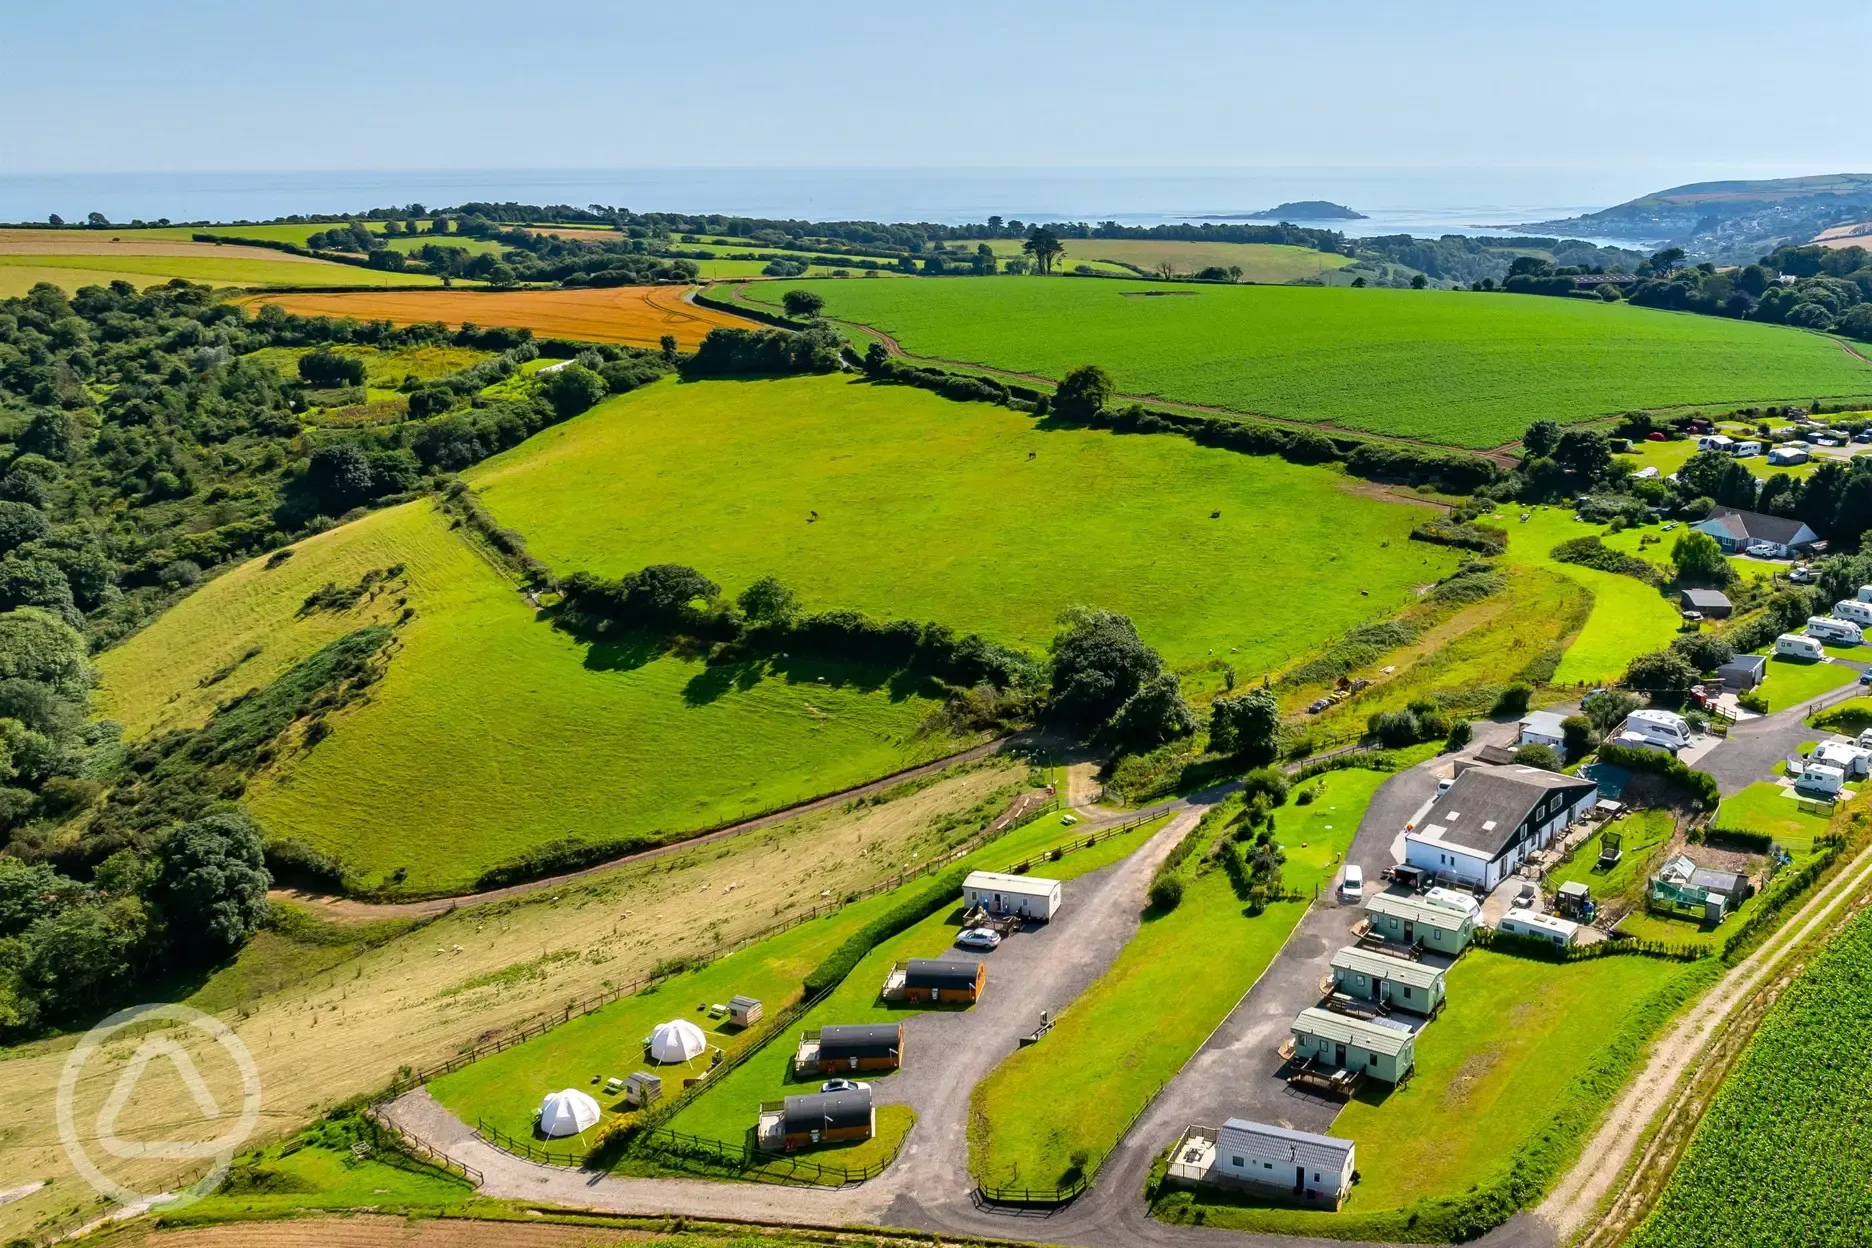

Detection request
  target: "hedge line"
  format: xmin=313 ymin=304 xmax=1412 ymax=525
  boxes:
xmin=1719 ymin=834 xmax=1849 ymax=964
xmin=1471 ymin=924 xmax=1709 ymax=963
xmin=1411 ymin=518 xmax=1508 ymax=555
xmin=802 ymin=866 xmax=968 ymax=995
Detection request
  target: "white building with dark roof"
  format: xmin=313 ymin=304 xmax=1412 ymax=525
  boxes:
xmin=1693 ymin=506 xmax=1819 ymax=557
xmin=1404 ymin=764 xmax=1598 ymax=891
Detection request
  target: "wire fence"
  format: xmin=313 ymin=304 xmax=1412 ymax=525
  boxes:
xmin=999 ymin=807 xmax=1168 ymax=875
xmin=636 ymin=1123 xmax=904 ymax=1186
xmin=362 ymin=1111 xmax=484 ymax=1184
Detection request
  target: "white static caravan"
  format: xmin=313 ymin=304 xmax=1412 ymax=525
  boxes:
xmin=1497 ymin=907 xmax=1580 ymax=947
xmin=962 ymin=870 xmax=1063 ymax=921
xmin=1807 ymin=616 xmax=1864 ymax=645
xmin=1776 ymin=633 xmax=1826 ymax=660
xmin=1212 ymin=1119 xmax=1356 ymax=1208
xmin=1421 ymin=886 xmax=1483 ymax=919
xmin=1856 ymin=586 xmax=1872 ymax=604
xmin=1837 ymin=600 xmax=1872 ymax=629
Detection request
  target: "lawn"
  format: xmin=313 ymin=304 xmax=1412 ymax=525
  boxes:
xmin=955 ymin=239 xmax=1354 ymax=283
xmin=736 ymin=278 xmax=1872 ymax=448
xmin=1715 ymin=781 xmax=1834 ymax=848
xmin=237 ymin=284 xmax=753 ymax=348
xmin=244 ymin=343 xmax=493 ymax=387
xmin=970 ymin=770 xmax=1383 ymax=1191
xmin=1159 ymin=952 xmax=1716 ymax=1239
xmin=181 ymin=1118 xmax=477 ymax=1222
xmin=1618 ymin=438 xmax=1818 ymax=483
xmin=0 ymin=251 xmax=441 ymax=290
xmin=1747 ymin=652 xmax=1860 ymax=712
xmin=1546 ymin=808 xmax=1676 ymax=916
xmin=1498 ymin=509 xmax=1681 ymax=685
xmin=465 ymin=373 xmax=1459 ymax=671
xmin=99 ymin=501 xmax=969 ymax=894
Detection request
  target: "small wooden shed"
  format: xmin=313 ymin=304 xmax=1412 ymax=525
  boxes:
xmin=727 ymin=995 xmax=763 ymax=1027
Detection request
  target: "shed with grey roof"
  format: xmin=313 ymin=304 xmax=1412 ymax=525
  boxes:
xmin=1166 ymin=1119 xmax=1357 ymax=1208
xmin=1290 ymin=1006 xmax=1415 ymax=1084
xmin=1681 ymin=588 xmax=1733 ymax=618
xmin=1330 ymin=946 xmax=1446 ymax=1015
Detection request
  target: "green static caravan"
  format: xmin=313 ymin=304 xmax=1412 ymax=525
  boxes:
xmin=1290 ymin=1006 xmax=1416 ymax=1085
xmin=1329 ymin=945 xmax=1447 ymax=1016
xmin=1364 ymin=892 xmax=1476 ymax=954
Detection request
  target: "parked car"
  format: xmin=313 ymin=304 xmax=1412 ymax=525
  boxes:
xmin=1338 ymin=864 xmax=1364 ymax=902
xmin=821 ymin=1078 xmax=870 ymax=1093
xmin=1662 ymin=520 xmax=1678 ymax=531
xmin=1746 ymin=542 xmax=1779 ymax=558
xmin=1859 ymin=670 xmax=1872 ymax=686
xmin=955 ymin=928 xmax=1002 ymax=951
xmin=1646 ymin=431 xmax=1669 ymax=442
xmin=1792 ymin=564 xmax=1815 ymax=583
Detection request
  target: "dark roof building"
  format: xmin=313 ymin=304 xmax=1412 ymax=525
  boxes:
xmin=1693 ymin=506 xmax=1819 ymax=555
xmin=1717 ymin=654 xmax=1767 ymax=691
xmin=817 ymin=1024 xmax=901 ymax=1062
xmin=782 ymin=1089 xmax=873 ymax=1134
xmin=903 ymin=958 xmax=981 ymax=990
xmin=1681 ymin=588 xmax=1733 ymax=617
xmin=1404 ymin=764 xmax=1599 ymax=890
xmin=1474 ymin=743 xmax=1517 ymax=766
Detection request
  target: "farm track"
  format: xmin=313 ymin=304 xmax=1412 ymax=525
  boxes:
xmin=700 ymin=284 xmax=1525 ymax=467
xmin=270 ymin=735 xmax=1020 ymax=921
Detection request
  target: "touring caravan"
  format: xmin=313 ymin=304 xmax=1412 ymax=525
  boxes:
xmin=1776 ymin=633 xmax=1826 ymax=660
xmin=1733 ymin=440 xmax=1763 ymax=458
xmin=1808 ymin=617 xmax=1864 ymax=646
xmin=1856 ymin=585 xmax=1872 ymax=603
xmin=1622 ymin=709 xmax=1693 ymax=752
xmin=1836 ymin=600 xmax=1872 ymax=628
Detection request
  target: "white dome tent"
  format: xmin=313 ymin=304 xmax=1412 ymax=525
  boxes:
xmin=537 ymin=1088 xmax=601 ymax=1138
xmin=648 ymin=1018 xmax=709 ymax=1063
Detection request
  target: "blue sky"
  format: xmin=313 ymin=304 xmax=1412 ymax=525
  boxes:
xmin=3 ymin=0 xmax=1868 ymax=179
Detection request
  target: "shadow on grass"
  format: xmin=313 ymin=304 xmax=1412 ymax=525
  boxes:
xmin=680 ymin=648 xmax=944 ymax=708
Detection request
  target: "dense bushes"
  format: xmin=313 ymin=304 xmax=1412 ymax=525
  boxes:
xmin=682 ymin=326 xmax=845 ymax=377
xmin=1369 ymin=698 xmax=1451 ymax=748
xmin=1411 ymin=517 xmax=1509 ymax=555
xmin=1550 ymin=536 xmax=1664 ymax=585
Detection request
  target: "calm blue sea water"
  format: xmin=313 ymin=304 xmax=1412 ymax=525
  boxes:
xmin=0 ymin=167 xmax=1653 ymax=245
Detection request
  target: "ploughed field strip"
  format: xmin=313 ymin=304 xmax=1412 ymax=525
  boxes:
xmin=738 ymin=276 xmax=1872 ymax=448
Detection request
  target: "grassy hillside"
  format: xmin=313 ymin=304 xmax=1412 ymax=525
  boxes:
xmin=465 ymin=374 xmax=1460 ymax=671
xmin=0 ymin=251 xmax=441 ymax=292
xmin=738 ymin=278 xmax=1872 ymax=448
xmin=99 ymin=502 xmax=966 ymax=893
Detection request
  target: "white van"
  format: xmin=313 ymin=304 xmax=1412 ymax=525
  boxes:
xmin=1338 ymin=864 xmax=1364 ymax=902
xmin=1777 ymin=633 xmax=1827 ymax=660
xmin=1836 ymin=600 xmax=1872 ymax=628
xmin=1808 ymin=616 xmax=1865 ymax=645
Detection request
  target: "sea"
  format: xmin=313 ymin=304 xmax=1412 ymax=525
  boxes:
xmin=0 ymin=167 xmax=1659 ymax=247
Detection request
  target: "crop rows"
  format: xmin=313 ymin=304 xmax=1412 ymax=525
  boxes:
xmin=1630 ymin=906 xmax=1872 ymax=1248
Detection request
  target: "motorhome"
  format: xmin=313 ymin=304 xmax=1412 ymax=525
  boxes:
xmin=1836 ymin=600 xmax=1872 ymax=628
xmin=1808 ymin=616 xmax=1864 ymax=646
xmin=1776 ymin=633 xmax=1826 ymax=660
xmin=1620 ymin=709 xmax=1693 ymax=752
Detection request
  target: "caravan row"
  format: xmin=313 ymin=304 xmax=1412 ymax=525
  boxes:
xmin=1696 ymin=435 xmax=1763 ymax=458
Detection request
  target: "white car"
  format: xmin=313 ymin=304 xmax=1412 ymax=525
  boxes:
xmin=820 ymin=1078 xmax=871 ymax=1093
xmin=1339 ymin=864 xmax=1364 ymax=902
xmin=955 ymin=928 xmax=1002 ymax=951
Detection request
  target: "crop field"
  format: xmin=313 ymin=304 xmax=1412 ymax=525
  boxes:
xmin=1631 ymin=906 xmax=1872 ymax=1248
xmin=0 ymin=228 xmax=327 ymax=261
xmin=237 ymin=285 xmax=753 ymax=348
xmin=100 ymin=501 xmax=968 ymax=893
xmin=0 ymin=756 xmax=1026 ymax=1244
xmin=736 ymin=278 xmax=1872 ymax=448
xmin=0 ymin=253 xmax=441 ymax=296
xmin=971 ymin=770 xmax=1382 ymax=1191
xmin=1161 ymin=952 xmax=1717 ymax=1238
xmin=466 ymin=374 xmax=1458 ymax=671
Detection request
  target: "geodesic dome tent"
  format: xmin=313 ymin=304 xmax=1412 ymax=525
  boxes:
xmin=537 ymin=1088 xmax=601 ymax=1138
xmin=647 ymin=1018 xmax=708 ymax=1063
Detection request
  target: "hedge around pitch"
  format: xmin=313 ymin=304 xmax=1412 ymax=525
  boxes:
xmin=739 ymin=278 xmax=1872 ymax=448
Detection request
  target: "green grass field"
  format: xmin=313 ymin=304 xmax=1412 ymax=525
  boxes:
xmin=971 ymin=771 xmax=1381 ymax=1190
xmin=954 ymin=239 xmax=1352 ymax=283
xmin=244 ymin=343 xmax=492 ymax=387
xmin=0 ymin=251 xmax=440 ymax=291
xmin=736 ymin=278 xmax=1872 ymax=448
xmin=1160 ymin=952 xmax=1715 ymax=1238
xmin=1547 ymin=809 xmax=1675 ymax=916
xmin=1716 ymin=782 xmax=1834 ymax=847
xmin=1747 ymin=652 xmax=1860 ymax=711
xmin=100 ymin=501 xmax=967 ymax=894
xmin=466 ymin=374 xmax=1458 ymax=671
xmin=1499 ymin=509 xmax=1681 ymax=684
xmin=180 ymin=1120 xmax=476 ymax=1222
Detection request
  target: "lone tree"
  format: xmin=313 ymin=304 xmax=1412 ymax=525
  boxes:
xmin=1672 ymin=531 xmax=1731 ymax=585
xmin=1047 ymin=607 xmax=1164 ymax=736
xmin=1052 ymin=364 xmax=1114 ymax=421
xmin=152 ymin=812 xmax=271 ymax=957
xmin=1022 ymin=226 xmax=1065 ymax=275
xmin=1210 ymin=689 xmax=1281 ymax=761
xmin=782 ymin=289 xmax=825 ymax=319
xmin=1107 ymin=672 xmax=1195 ymax=751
